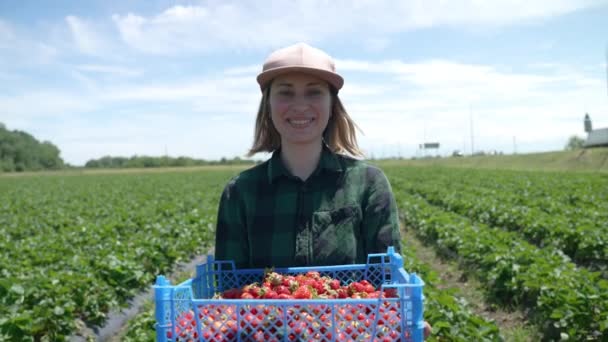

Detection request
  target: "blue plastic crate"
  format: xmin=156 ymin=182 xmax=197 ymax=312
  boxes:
xmin=154 ymin=247 xmax=425 ymax=342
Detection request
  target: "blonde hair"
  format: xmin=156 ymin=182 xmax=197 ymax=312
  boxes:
xmin=247 ymin=86 xmax=364 ymax=158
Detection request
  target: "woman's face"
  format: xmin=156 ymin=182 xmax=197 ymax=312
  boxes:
xmin=268 ymin=72 xmax=332 ymax=148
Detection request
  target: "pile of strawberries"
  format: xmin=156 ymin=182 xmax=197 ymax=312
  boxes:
xmin=218 ymin=271 xmax=397 ymax=300
xmin=166 ymin=271 xmax=410 ymax=342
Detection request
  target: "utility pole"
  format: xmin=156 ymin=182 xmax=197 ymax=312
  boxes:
xmin=513 ymin=136 xmax=517 ymax=155
xmin=469 ymin=104 xmax=475 ymax=155
xmin=164 ymin=144 xmax=169 ymax=166
xmin=423 ymin=119 xmax=427 ymax=158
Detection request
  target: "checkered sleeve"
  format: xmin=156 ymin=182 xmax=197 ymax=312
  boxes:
xmin=361 ymin=166 xmax=402 ymax=255
xmin=214 ymin=177 xmax=250 ymax=268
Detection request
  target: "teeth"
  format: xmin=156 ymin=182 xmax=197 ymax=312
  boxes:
xmin=289 ymin=119 xmax=313 ymax=125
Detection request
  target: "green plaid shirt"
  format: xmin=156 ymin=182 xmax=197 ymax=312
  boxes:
xmin=214 ymin=144 xmax=401 ymax=269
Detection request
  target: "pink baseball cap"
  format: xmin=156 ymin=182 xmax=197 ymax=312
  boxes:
xmin=256 ymin=42 xmax=344 ymax=91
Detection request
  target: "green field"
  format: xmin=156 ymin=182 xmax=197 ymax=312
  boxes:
xmin=0 ymin=171 xmax=234 ymax=341
xmin=2 ymin=150 xmax=608 ymax=341
xmin=377 ymin=147 xmax=608 ymax=173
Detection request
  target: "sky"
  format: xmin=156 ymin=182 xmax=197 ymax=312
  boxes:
xmin=1 ymin=0 xmax=608 ymax=166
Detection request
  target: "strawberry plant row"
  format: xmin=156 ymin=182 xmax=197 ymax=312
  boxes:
xmin=396 ymin=191 xmax=608 ymax=340
xmin=397 ymin=239 xmax=503 ymax=341
xmin=0 ymin=171 xmax=235 ymax=341
xmin=434 ymin=168 xmax=607 ymax=209
xmin=385 ymin=167 xmax=607 ymax=273
xmin=389 ymin=167 xmax=608 ymax=226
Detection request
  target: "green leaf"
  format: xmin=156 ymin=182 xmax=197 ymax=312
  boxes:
xmin=53 ymin=306 xmax=65 ymax=316
xmin=10 ymin=285 xmax=24 ymax=295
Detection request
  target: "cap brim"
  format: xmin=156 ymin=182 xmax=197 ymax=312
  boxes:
xmin=257 ymin=66 xmax=344 ymax=91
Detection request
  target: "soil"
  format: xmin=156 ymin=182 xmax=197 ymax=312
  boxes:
xmin=401 ymin=226 xmax=541 ymax=342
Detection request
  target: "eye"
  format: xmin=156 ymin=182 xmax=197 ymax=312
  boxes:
xmin=278 ymin=90 xmax=294 ymax=97
xmin=307 ymin=89 xmax=323 ymax=96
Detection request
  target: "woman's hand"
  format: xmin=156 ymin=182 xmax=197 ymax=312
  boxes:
xmin=424 ymin=321 xmax=432 ymax=338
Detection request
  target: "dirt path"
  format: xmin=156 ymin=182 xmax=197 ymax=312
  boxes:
xmin=70 ymin=249 xmax=213 ymax=342
xmin=401 ymin=226 xmax=540 ymax=342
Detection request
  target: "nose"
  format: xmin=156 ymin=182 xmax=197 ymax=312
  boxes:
xmin=290 ymin=104 xmax=309 ymax=114
xmin=289 ymin=95 xmax=310 ymax=112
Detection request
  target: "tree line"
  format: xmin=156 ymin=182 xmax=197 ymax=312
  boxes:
xmin=0 ymin=123 xmax=257 ymax=172
xmin=1 ymin=122 xmax=590 ymax=173
xmin=0 ymin=123 xmax=64 ymax=172
xmin=84 ymin=155 xmax=256 ymax=168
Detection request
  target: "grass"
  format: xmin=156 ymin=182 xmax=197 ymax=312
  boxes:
xmin=4 ymin=147 xmax=608 ymax=178
xmin=401 ymin=227 xmax=541 ymax=342
xmin=374 ymin=147 xmax=608 ymax=173
xmin=0 ymin=164 xmax=255 ymax=177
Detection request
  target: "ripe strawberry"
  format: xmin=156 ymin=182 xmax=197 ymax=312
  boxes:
xmin=293 ymin=286 xmax=312 ymax=299
xmin=350 ymin=282 xmax=367 ymax=294
xmin=253 ymin=330 xmax=265 ymax=342
xmin=295 ymin=274 xmax=307 ymax=284
xmin=275 ymin=285 xmax=291 ymax=295
xmin=240 ymin=292 xmax=254 ymax=299
xmin=263 ymin=290 xmax=279 ymax=299
xmin=282 ymin=275 xmax=295 ymax=287
xmin=302 ymin=278 xmax=317 ymax=288
xmin=222 ymin=288 xmax=242 ymax=299
xmin=383 ymin=288 xmax=398 ymax=298
xmin=305 ymin=271 xmax=321 ymax=279
xmin=363 ymin=284 xmax=375 ymax=293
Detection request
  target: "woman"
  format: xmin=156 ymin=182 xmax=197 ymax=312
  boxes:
xmin=214 ymin=42 xmax=431 ymax=338
xmin=214 ymin=42 xmax=401 ymax=269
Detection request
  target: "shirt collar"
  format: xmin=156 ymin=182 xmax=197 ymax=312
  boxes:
xmin=267 ymin=143 xmax=344 ymax=184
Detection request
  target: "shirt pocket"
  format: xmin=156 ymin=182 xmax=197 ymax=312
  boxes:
xmin=311 ymin=205 xmax=362 ymax=265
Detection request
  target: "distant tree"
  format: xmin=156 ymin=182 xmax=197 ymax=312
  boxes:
xmin=85 ymin=159 xmax=100 ymax=168
xmin=83 ymin=153 xmax=257 ymax=169
xmin=0 ymin=158 xmax=15 ymax=172
xmin=565 ymin=135 xmax=585 ymax=150
xmin=0 ymin=123 xmax=64 ymax=172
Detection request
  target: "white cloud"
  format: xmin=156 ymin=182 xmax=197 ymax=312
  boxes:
xmin=66 ymin=15 xmax=114 ymax=56
xmin=3 ymin=54 xmax=605 ymax=164
xmin=0 ymin=90 xmax=97 ymax=118
xmin=109 ymin=0 xmax=607 ymax=55
xmin=2 ymin=0 xmax=607 ymax=170
xmin=70 ymin=70 xmax=99 ymax=92
xmin=75 ymin=64 xmax=144 ymax=77
xmin=223 ymin=65 xmax=260 ymax=76
xmin=340 ymin=59 xmax=601 ymax=107
xmin=363 ymin=37 xmax=392 ymax=52
xmin=45 ymin=112 xmax=257 ymax=165
xmin=0 ymin=19 xmax=15 ymax=45
xmin=111 ymin=4 xmax=312 ymax=55
xmin=101 ymin=75 xmax=255 ymax=104
xmin=334 ymin=58 xmax=606 ymax=156
xmin=0 ymin=20 xmax=59 ymax=66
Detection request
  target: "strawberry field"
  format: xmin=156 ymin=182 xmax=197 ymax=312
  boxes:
xmin=1 ymin=166 xmax=607 ymax=341
xmin=386 ymin=166 xmax=608 ymax=341
xmin=0 ymin=171 xmax=229 ymax=341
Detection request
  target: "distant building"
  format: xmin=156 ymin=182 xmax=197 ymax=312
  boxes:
xmin=583 ymin=113 xmax=608 ymax=147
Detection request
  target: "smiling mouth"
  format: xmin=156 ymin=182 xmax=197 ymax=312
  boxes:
xmin=287 ymin=118 xmax=315 ymax=128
